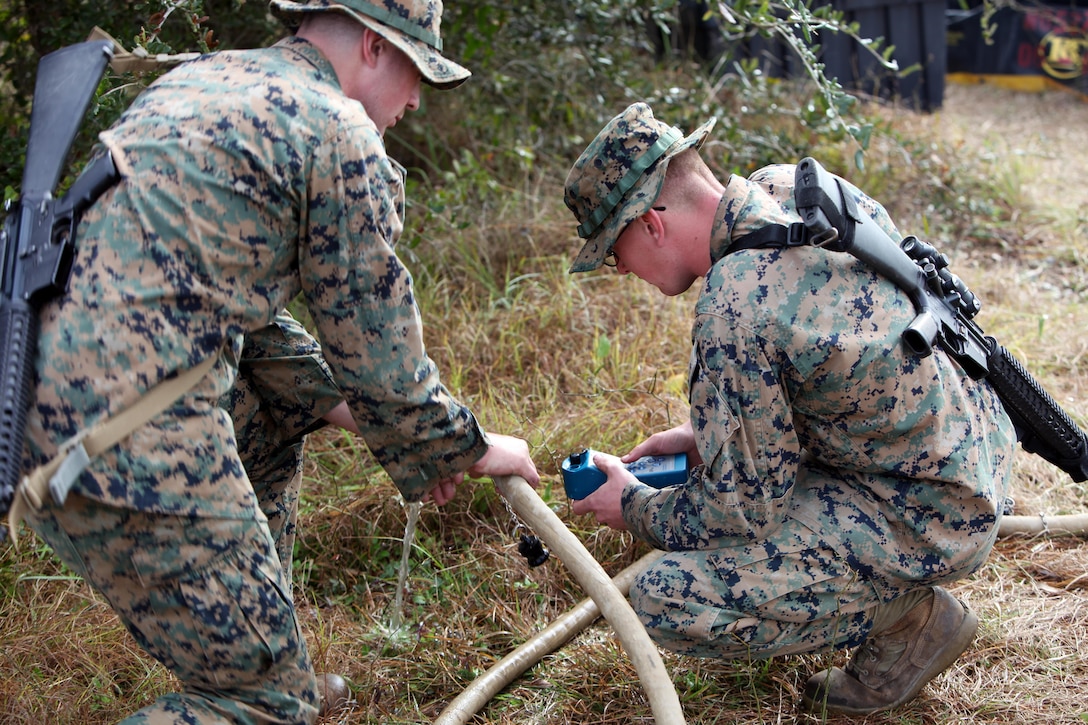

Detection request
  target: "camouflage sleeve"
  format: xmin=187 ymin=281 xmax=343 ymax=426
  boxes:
xmin=298 ymin=125 xmax=487 ymax=501
xmin=622 ymin=315 xmax=798 ymax=550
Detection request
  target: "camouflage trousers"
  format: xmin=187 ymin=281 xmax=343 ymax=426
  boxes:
xmin=630 ymin=513 xmax=880 ymax=660
xmin=630 ymin=455 xmax=1005 ymax=661
xmin=26 ymin=454 xmax=318 ymax=725
xmin=251 ymin=441 xmax=306 ymax=594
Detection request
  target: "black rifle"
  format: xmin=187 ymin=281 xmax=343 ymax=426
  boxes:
xmin=793 ymin=157 xmax=1088 ymax=482
xmin=0 ymin=40 xmax=118 ymax=523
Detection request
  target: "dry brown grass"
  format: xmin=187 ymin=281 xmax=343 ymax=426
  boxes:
xmin=1 ymin=82 xmax=1087 ymax=724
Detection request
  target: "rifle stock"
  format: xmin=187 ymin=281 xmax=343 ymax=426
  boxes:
xmin=0 ymin=39 xmax=115 ymax=525
xmin=22 ymin=41 xmax=114 ymax=199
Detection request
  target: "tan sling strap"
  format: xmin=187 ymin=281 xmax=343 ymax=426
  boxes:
xmin=7 ymin=353 xmax=218 ymax=546
xmin=86 ymin=27 xmax=201 ymax=75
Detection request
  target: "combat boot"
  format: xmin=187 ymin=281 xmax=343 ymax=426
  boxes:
xmin=802 ymin=587 xmax=977 ymax=715
xmin=316 ymin=672 xmax=352 ymax=717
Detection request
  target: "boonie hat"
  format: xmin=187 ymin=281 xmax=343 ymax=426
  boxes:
xmin=270 ymin=0 xmax=470 ymax=89
xmin=565 ymin=103 xmax=715 ymax=273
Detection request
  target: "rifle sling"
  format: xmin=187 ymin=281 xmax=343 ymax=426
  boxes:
xmin=7 ymin=352 xmax=218 ymax=546
xmin=722 ymin=222 xmax=810 ymax=257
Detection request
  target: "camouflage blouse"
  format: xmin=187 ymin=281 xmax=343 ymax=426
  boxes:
xmin=622 ymin=165 xmax=1016 ymax=591
xmin=28 ymin=37 xmax=486 ymax=511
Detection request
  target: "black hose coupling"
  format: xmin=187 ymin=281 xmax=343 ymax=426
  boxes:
xmin=517 ymin=533 xmax=549 ymax=567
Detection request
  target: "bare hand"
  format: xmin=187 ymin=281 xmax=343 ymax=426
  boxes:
xmin=425 ymin=474 xmax=463 ymax=506
xmin=622 ymin=420 xmax=701 ymax=466
xmin=467 ymin=433 xmax=540 ymax=486
xmin=570 ymin=452 xmax=631 ymax=530
xmin=424 ymin=433 xmax=537 ymax=506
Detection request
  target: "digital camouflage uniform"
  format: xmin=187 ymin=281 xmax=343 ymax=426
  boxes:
xmin=621 ymin=164 xmax=1017 ymax=660
xmin=24 ymin=33 xmax=486 ymax=723
xmin=223 ymin=313 xmax=343 ymax=589
xmin=563 ymin=104 xmax=1017 ymax=666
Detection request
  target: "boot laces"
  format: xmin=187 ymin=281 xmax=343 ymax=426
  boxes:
xmin=848 ymin=634 xmax=907 ymax=682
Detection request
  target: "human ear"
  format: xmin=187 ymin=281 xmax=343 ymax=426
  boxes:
xmin=642 ymin=208 xmax=665 ymax=242
xmin=360 ymin=28 xmax=385 ymax=68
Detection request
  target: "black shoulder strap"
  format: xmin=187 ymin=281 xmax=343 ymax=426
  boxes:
xmin=725 ymin=166 xmax=866 ymax=259
xmin=722 ymin=221 xmax=810 ymax=257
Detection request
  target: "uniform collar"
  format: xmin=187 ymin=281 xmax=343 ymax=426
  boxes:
xmin=708 ymin=177 xmax=745 ymax=265
xmin=708 ymin=174 xmax=795 ymax=266
xmin=273 ymin=36 xmax=341 ymax=90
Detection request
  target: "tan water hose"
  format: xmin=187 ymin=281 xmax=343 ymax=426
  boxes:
xmin=434 ymin=476 xmax=1087 ymax=724
xmin=433 ymin=549 xmax=664 ymax=725
xmin=999 ymin=513 xmax=1088 ymax=537
xmin=474 ymin=475 xmax=685 ymax=725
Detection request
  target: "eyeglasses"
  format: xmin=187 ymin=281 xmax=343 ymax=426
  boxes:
xmin=603 ymin=206 xmax=666 ymax=268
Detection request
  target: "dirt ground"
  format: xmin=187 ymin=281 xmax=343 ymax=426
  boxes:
xmin=935 ymin=80 xmax=1088 ymax=217
xmin=927 ymin=79 xmax=1087 ymax=492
